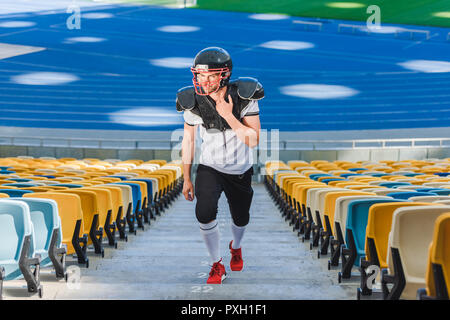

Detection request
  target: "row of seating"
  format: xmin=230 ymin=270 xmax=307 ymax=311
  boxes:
xmin=0 ymin=157 xmax=183 ymax=299
xmin=264 ymin=158 xmax=450 ymax=300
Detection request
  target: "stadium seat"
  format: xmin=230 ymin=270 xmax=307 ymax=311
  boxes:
xmin=57 ymin=189 xmax=105 ymax=256
xmin=0 ymin=189 xmax=34 ymax=197
xmin=386 ymin=191 xmax=438 ymax=199
xmin=94 ymin=185 xmax=128 ymax=241
xmin=417 ymin=213 xmax=450 ymax=300
xmin=306 ymin=186 xmax=332 ymax=244
xmin=127 ymin=180 xmax=150 ymax=223
xmin=339 ymin=198 xmax=404 ymax=281
xmin=111 ymin=183 xmax=141 ymax=233
xmin=323 ymin=191 xmax=375 ymax=266
xmin=8 ymin=197 xmax=67 ymax=280
xmin=0 ymin=200 xmax=42 ymax=298
xmin=48 ymin=183 xmax=83 ymax=188
xmin=381 ymin=205 xmax=450 ymax=299
xmin=334 ymin=195 xmax=389 ymax=269
xmin=358 ymin=201 xmax=436 ymax=297
xmin=315 ymin=188 xmax=348 ymax=255
xmin=409 ymin=195 xmax=450 ymax=203
xmin=294 ymin=183 xmax=326 ymax=240
xmin=23 ymin=193 xmax=89 ymax=266
xmin=81 ymin=187 xmax=117 ymax=249
xmin=378 ymin=182 xmax=412 ymax=188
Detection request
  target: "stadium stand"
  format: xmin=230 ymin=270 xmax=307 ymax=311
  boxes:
xmin=265 ymin=158 xmax=450 ymax=300
xmin=0 ymin=157 xmax=183 ymax=299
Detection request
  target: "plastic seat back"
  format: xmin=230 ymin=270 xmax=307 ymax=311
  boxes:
xmin=48 ymin=183 xmax=83 ymax=188
xmin=334 ymin=195 xmax=388 ymax=246
xmin=424 ymin=213 xmax=450 ymax=299
xmin=81 ymin=188 xmax=112 ymax=237
xmin=8 ymin=197 xmax=60 ymax=267
xmin=23 ymin=192 xmax=83 ymax=255
xmin=324 ymin=191 xmax=375 ymax=235
xmin=409 ymin=195 xmax=450 ymax=203
xmin=56 ymin=189 xmax=98 ymax=240
xmin=112 ymin=182 xmax=141 ymax=212
xmin=0 ymin=200 xmax=34 ymax=280
xmin=366 ymin=202 xmax=435 ymax=269
xmin=378 ymin=182 xmax=412 ymax=188
xmin=388 ymin=205 xmax=450 ymax=299
xmin=387 ymin=191 xmax=437 ymax=200
xmin=373 ymin=189 xmax=411 ymax=196
xmin=94 ymin=185 xmax=124 ymax=220
xmin=307 ymin=187 xmax=331 ymax=224
xmin=2 ymin=183 xmax=43 ymax=188
xmin=0 ymin=189 xmax=33 ymax=197
xmin=317 ymin=188 xmax=348 ymax=231
xmin=346 ymin=198 xmax=403 ymax=266
xmin=108 ymin=184 xmax=133 ymax=214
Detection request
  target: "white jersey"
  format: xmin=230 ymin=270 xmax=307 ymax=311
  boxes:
xmin=183 ymin=100 xmax=259 ymax=175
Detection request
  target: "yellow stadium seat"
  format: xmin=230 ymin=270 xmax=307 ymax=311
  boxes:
xmin=418 ymin=212 xmax=450 ymax=300
xmin=23 ymin=192 xmax=89 ymax=266
xmin=381 ymin=205 xmax=450 ymax=300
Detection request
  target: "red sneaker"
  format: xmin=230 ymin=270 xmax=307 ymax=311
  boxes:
xmin=206 ymin=259 xmax=227 ymax=284
xmin=229 ymin=241 xmax=244 ymax=271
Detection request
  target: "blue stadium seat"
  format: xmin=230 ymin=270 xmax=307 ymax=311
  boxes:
xmin=378 ymin=182 xmax=412 ymax=188
xmin=0 ymin=170 xmax=15 ymax=175
xmin=432 ymin=189 xmax=450 ymax=196
xmin=386 ymin=191 xmax=437 ymax=200
xmin=49 ymin=184 xmax=83 ymax=188
xmin=367 ymin=173 xmax=392 ymax=177
xmin=322 ymin=178 xmax=346 ymax=184
xmin=5 ymin=178 xmax=33 ymax=183
xmin=348 ymin=168 xmax=367 ymax=172
xmin=111 ymin=182 xmax=142 ymax=232
xmin=339 ymin=198 xmax=405 ymax=281
xmin=34 ymin=175 xmax=56 ymax=179
xmin=415 ymin=188 xmax=450 ymax=196
xmin=0 ymin=200 xmax=42 ymax=298
xmin=0 ymin=189 xmax=34 ymax=197
xmin=415 ymin=187 xmax=442 ymax=192
xmin=8 ymin=198 xmax=67 ymax=280
xmin=434 ymin=173 xmax=450 ymax=177
xmin=2 ymin=183 xmax=42 ymax=188
xmin=130 ymin=178 xmax=155 ymax=221
xmin=309 ymin=173 xmax=332 ymax=181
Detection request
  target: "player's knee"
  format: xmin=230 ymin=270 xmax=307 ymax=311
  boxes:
xmin=231 ymin=213 xmax=249 ymax=227
xmin=195 ymin=202 xmax=218 ymax=224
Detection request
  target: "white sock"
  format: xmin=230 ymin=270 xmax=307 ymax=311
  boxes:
xmin=231 ymin=221 xmax=246 ymax=249
xmin=199 ymin=220 xmax=221 ymax=264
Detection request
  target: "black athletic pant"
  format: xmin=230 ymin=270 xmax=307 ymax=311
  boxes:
xmin=195 ymin=164 xmax=254 ymax=227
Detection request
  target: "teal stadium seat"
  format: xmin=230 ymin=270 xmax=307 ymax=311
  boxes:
xmin=9 ymin=198 xmax=67 ymax=280
xmin=339 ymin=198 xmax=405 ymax=281
xmin=0 ymin=200 xmax=42 ymax=299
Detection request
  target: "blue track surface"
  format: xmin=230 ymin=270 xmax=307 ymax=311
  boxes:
xmin=0 ymin=3 xmax=449 ymax=132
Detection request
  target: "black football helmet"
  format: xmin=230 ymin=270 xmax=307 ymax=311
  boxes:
xmin=191 ymin=47 xmax=232 ymax=95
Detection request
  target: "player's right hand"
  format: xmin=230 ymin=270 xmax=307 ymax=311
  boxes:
xmin=182 ymin=180 xmax=194 ymax=201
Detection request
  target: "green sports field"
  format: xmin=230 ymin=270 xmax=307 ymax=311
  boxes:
xmin=195 ymin=0 xmax=450 ymax=28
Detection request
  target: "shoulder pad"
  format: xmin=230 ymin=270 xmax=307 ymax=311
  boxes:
xmin=236 ymin=77 xmax=264 ymax=100
xmin=176 ymin=86 xmax=196 ymax=112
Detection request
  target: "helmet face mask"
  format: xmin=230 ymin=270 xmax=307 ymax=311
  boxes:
xmin=191 ymin=67 xmax=230 ymax=95
xmin=191 ymin=47 xmax=232 ymax=96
